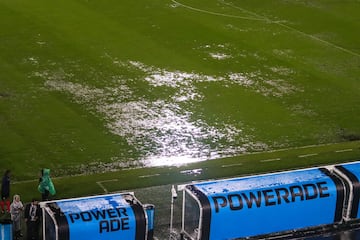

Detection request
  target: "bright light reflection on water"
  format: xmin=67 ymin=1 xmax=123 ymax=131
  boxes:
xmin=145 ymin=155 xmax=207 ymax=167
xmin=38 ymin=59 xmax=280 ymax=168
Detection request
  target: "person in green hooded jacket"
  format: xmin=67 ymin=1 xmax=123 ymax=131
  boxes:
xmin=38 ymin=169 xmax=56 ymax=201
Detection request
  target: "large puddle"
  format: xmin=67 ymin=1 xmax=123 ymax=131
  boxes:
xmin=29 ymin=48 xmax=300 ymax=167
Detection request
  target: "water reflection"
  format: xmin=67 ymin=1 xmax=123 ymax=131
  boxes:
xmin=37 ymin=58 xmax=306 ymax=167
xmin=145 ymin=156 xmax=207 ymax=166
xmin=41 ymin=60 xmax=271 ymax=167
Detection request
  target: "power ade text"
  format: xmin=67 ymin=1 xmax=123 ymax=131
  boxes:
xmin=69 ymin=207 xmax=130 ymax=233
xmin=212 ymin=181 xmax=330 ymax=213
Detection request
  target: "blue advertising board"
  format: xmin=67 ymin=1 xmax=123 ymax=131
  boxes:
xmin=44 ymin=193 xmax=148 ymax=240
xmin=0 ymin=219 xmax=12 ymax=240
xmin=187 ymin=167 xmax=345 ymax=240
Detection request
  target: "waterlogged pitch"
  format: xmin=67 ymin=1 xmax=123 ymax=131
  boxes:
xmin=0 ymin=0 xmax=359 ymax=179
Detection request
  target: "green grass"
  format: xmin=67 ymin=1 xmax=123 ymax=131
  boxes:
xmin=11 ymin=140 xmax=360 ymax=203
xmin=1 ymin=0 xmax=360 ymax=201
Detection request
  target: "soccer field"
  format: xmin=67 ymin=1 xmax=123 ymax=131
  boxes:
xmin=1 ymin=0 xmax=360 ymax=182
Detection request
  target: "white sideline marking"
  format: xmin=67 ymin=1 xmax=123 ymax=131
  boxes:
xmin=220 ymin=0 xmax=269 ymax=22
xmin=171 ymin=0 xmax=266 ymax=21
xmin=139 ymin=174 xmax=161 ymax=178
xmin=220 ymin=0 xmax=360 ymax=58
xmin=12 ymin=142 xmax=359 ymax=185
xmin=275 ymin=23 xmax=360 ymax=58
xmin=96 ymin=179 xmax=118 ymax=193
xmin=335 ymin=149 xmax=353 ymax=153
xmin=260 ymin=158 xmax=281 ymax=163
xmin=221 ymin=163 xmax=243 ymax=168
xmin=12 ymin=179 xmax=38 ymax=184
xmin=298 ymin=153 xmax=318 ymax=158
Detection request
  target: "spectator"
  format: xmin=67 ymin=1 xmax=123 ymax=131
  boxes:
xmin=24 ymin=198 xmax=41 ymax=240
xmin=1 ymin=170 xmax=11 ymax=213
xmin=38 ymin=168 xmax=56 ymax=201
xmin=10 ymin=194 xmax=24 ymax=240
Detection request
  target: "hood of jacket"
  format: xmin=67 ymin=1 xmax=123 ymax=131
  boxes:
xmin=42 ymin=168 xmax=50 ymax=177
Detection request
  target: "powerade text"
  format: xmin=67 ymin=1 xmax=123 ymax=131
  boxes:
xmin=212 ymin=181 xmax=330 ymax=213
xmin=68 ymin=207 xmax=130 ymax=233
